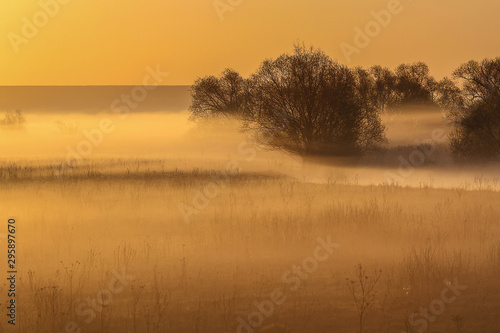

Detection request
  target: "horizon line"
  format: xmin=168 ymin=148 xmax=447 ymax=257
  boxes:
xmin=0 ymin=84 xmax=192 ymax=87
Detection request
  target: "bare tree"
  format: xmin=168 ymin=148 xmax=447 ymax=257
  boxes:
xmin=190 ymin=45 xmax=386 ymax=157
xmin=441 ymin=58 xmax=500 ymax=160
xmin=189 ymin=68 xmax=248 ymax=120
xmin=393 ymin=62 xmax=437 ymax=106
xmin=366 ymin=65 xmax=399 ymax=110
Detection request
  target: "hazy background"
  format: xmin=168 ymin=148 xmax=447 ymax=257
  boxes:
xmin=0 ymin=85 xmax=498 ymax=192
xmin=0 ymin=86 xmax=191 ymax=113
xmin=1 ymin=0 xmax=500 ymax=85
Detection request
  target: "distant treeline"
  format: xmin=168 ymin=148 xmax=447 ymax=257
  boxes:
xmin=190 ymin=45 xmax=500 ymax=161
xmin=0 ymin=86 xmax=191 ymax=113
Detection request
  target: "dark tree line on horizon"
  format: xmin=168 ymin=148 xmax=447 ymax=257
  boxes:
xmin=190 ymin=45 xmax=500 ymax=161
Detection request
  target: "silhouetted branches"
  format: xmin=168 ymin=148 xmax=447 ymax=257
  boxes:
xmin=189 ymin=45 xmax=500 ymax=162
xmin=190 ymin=45 xmax=387 ymax=157
xmin=439 ymin=58 xmax=500 ymax=160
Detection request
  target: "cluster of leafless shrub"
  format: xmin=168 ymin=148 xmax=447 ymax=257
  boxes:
xmin=190 ymin=44 xmax=500 ymax=161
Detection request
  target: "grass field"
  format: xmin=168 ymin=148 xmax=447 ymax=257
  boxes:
xmin=1 ymin=158 xmax=499 ymax=333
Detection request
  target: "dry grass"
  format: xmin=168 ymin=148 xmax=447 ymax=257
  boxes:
xmin=1 ymin=158 xmax=499 ymax=332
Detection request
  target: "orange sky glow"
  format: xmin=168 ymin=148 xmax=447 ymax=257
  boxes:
xmin=0 ymin=0 xmax=499 ymax=85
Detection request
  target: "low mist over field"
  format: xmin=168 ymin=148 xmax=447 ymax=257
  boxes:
xmin=2 ymin=106 xmax=498 ymax=191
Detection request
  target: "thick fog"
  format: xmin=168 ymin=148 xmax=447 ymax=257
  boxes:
xmin=1 ymin=108 xmax=499 ymax=191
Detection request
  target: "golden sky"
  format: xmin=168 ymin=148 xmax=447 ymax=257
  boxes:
xmin=0 ymin=0 xmax=499 ymax=85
